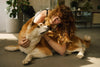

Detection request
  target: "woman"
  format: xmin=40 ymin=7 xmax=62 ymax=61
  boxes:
xmin=19 ymin=5 xmax=76 ymax=55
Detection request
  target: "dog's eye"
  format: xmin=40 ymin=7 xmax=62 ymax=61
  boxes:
xmin=38 ymin=23 xmax=43 ymax=26
xmin=39 ymin=24 xmax=43 ymax=26
xmin=37 ymin=26 xmax=40 ymax=28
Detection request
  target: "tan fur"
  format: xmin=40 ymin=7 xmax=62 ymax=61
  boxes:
xmin=4 ymin=17 xmax=51 ymax=64
xmin=4 ymin=5 xmax=91 ymax=65
xmin=65 ymin=35 xmax=91 ymax=58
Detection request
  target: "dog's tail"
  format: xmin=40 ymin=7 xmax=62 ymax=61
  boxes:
xmin=4 ymin=45 xmax=19 ymax=51
xmin=84 ymin=35 xmax=91 ymax=48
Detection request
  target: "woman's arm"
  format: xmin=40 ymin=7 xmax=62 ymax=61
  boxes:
xmin=44 ymin=34 xmax=66 ymax=55
xmin=18 ymin=10 xmax=47 ymax=48
xmin=34 ymin=10 xmax=47 ymax=24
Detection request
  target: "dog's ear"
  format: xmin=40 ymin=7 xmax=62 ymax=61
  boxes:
xmin=31 ymin=21 xmax=35 ymax=26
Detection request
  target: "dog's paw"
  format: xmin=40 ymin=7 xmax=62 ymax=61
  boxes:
xmin=22 ymin=59 xmax=31 ymax=65
xmin=77 ymin=54 xmax=84 ymax=59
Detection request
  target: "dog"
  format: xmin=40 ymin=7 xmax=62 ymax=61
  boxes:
xmin=4 ymin=18 xmax=50 ymax=64
xmin=4 ymin=5 xmax=91 ymax=65
xmin=64 ymin=35 xmax=91 ymax=59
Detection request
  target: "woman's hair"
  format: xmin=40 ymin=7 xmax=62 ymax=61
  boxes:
xmin=49 ymin=5 xmax=76 ymax=35
xmin=48 ymin=5 xmax=76 ymax=44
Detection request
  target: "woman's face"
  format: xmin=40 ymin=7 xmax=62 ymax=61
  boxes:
xmin=50 ymin=16 xmax=61 ymax=25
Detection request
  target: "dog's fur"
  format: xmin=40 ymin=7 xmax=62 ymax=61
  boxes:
xmin=4 ymin=5 xmax=91 ymax=65
xmin=65 ymin=35 xmax=91 ymax=58
xmin=4 ymin=18 xmax=51 ymax=64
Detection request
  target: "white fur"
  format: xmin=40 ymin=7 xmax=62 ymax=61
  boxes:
xmin=66 ymin=40 xmax=86 ymax=59
xmin=20 ymin=23 xmax=49 ymax=64
xmin=19 ymin=23 xmax=48 ymax=54
xmin=5 ymin=23 xmax=49 ymax=64
xmin=22 ymin=48 xmax=49 ymax=64
xmin=4 ymin=46 xmax=19 ymax=51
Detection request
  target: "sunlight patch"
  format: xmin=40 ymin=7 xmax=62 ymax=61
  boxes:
xmin=0 ymin=33 xmax=18 ymax=40
xmin=81 ymin=57 xmax=100 ymax=67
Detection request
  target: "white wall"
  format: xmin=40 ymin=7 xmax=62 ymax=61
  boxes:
xmin=29 ymin=0 xmax=50 ymax=12
xmin=0 ymin=0 xmax=8 ymax=32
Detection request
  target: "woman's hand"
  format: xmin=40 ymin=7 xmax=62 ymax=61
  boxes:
xmin=18 ymin=37 xmax=31 ymax=48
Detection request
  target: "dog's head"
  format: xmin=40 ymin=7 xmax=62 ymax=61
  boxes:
xmin=37 ymin=23 xmax=49 ymax=34
xmin=27 ymin=22 xmax=49 ymax=37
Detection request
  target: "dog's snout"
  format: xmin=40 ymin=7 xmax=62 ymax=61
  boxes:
xmin=44 ymin=26 xmax=48 ymax=29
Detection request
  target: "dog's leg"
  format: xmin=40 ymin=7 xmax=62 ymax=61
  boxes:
xmin=22 ymin=47 xmax=52 ymax=65
xmin=31 ymin=48 xmax=53 ymax=58
xmin=76 ymin=47 xmax=85 ymax=59
xmin=66 ymin=47 xmax=85 ymax=59
xmin=22 ymin=54 xmax=33 ymax=65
